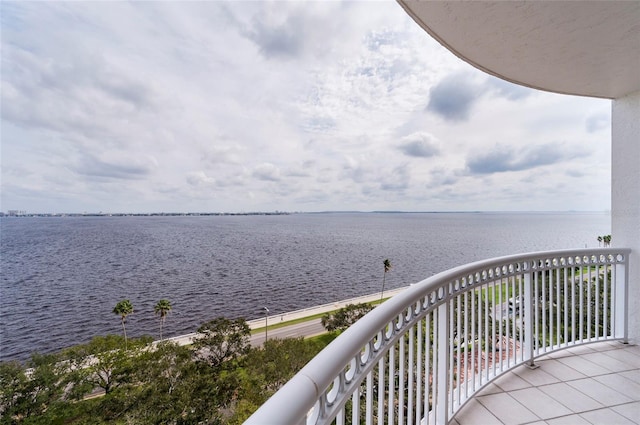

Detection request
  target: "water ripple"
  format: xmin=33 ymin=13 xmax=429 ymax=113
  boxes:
xmin=0 ymin=212 xmax=608 ymax=361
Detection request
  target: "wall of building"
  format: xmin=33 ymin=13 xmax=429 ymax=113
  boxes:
xmin=612 ymin=89 xmax=640 ymax=343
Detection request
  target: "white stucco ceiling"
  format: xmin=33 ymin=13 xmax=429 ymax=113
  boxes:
xmin=398 ymin=1 xmax=640 ymax=99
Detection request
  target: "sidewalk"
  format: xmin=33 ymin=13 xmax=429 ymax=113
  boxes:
xmin=164 ymin=286 xmax=409 ymax=346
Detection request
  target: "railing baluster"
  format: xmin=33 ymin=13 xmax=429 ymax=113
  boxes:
xmin=563 ymin=266 xmax=568 ymax=346
xmin=484 ymin=281 xmax=489 ymax=384
xmin=556 ymin=267 xmax=561 ymax=348
xmin=416 ymin=316 xmax=422 ymax=425
xmin=388 ymin=336 xmax=395 ymax=425
xmin=448 ymin=293 xmax=454 ymax=419
xmin=594 ymin=264 xmax=601 ymax=339
xmin=399 ymin=333 xmax=405 ymax=425
xmin=436 ymin=300 xmax=449 ymax=425
xmin=471 ymin=288 xmax=476 ymax=393
xmin=498 ymin=278 xmax=503 ymax=372
xmin=614 ymin=260 xmax=628 ymax=342
xmin=408 ymin=322 xmax=415 ymax=425
xmin=456 ymin=291 xmax=462 ymax=406
xmin=603 ymin=264 xmax=609 ymax=338
xmin=377 ymin=355 xmax=384 ymax=425
xmin=463 ymin=289 xmax=469 ymax=399
xmin=587 ymin=263 xmax=592 ymax=340
xmin=571 ymin=264 xmax=576 ymax=344
xmin=524 ymin=271 xmax=536 ymax=368
xmin=540 ymin=270 xmax=549 ymax=352
xmin=424 ymin=311 xmax=431 ymax=425
xmin=366 ymin=371 xmax=373 ymax=425
xmin=518 ymin=272 xmax=524 ymax=363
xmin=491 ymin=281 xmax=496 ymax=377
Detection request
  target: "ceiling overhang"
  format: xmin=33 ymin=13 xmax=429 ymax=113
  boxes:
xmin=397 ymin=1 xmax=640 ymax=99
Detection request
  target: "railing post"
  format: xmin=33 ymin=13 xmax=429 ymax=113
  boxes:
xmin=523 ymin=270 xmax=538 ymax=369
xmin=436 ymin=300 xmax=449 ymax=424
xmin=614 ymin=261 xmax=629 ymax=343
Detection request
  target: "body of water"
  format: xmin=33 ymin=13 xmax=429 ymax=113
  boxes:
xmin=0 ymin=212 xmax=609 ymax=362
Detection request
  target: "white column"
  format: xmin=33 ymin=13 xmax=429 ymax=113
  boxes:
xmin=612 ymin=90 xmax=640 ymax=344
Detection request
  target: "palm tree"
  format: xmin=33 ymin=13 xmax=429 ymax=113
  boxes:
xmin=381 ymin=259 xmax=392 ymax=301
xmin=154 ymin=299 xmax=172 ymax=341
xmin=113 ymin=299 xmax=134 ymax=349
xmin=604 ymin=235 xmax=612 ymax=247
xmin=597 ymin=236 xmax=603 ymax=247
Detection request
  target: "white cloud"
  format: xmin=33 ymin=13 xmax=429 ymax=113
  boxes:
xmin=0 ymin=1 xmax=611 ymax=213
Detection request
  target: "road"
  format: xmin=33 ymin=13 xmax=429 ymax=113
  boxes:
xmin=250 ymin=319 xmax=325 ymax=346
xmin=163 ymin=286 xmax=410 ymax=347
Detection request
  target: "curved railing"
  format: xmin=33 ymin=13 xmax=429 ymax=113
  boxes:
xmin=245 ymin=248 xmax=630 ymax=425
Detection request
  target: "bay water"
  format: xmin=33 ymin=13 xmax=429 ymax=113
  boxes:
xmin=0 ymin=212 xmax=609 ymax=361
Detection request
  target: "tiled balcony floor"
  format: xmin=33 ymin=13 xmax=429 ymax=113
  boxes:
xmin=452 ymin=341 xmax=640 ymax=425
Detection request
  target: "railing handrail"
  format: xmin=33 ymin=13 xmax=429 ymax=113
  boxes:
xmin=246 ymin=248 xmax=630 ymax=425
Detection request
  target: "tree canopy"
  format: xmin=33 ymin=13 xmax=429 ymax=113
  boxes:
xmin=321 ymin=303 xmax=374 ymax=333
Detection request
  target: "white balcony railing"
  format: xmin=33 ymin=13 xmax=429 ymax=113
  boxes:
xmin=245 ymin=248 xmax=631 ymax=425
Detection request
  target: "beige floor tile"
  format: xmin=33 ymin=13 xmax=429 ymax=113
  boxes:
xmin=580 ymin=407 xmax=636 ymax=425
xmin=611 ymin=401 xmax=640 ymax=424
xmin=556 ymin=356 xmax=615 ymax=377
xmin=453 ymin=398 xmax=502 ymax=425
xmin=620 ymin=370 xmax=640 ymax=385
xmin=582 ymin=352 xmax=638 ymax=373
xmin=477 ymin=392 xmax=540 ymax=425
xmin=602 ymin=348 xmax=640 ymax=369
xmin=567 ymin=378 xmax=634 ymax=406
xmin=476 ymin=382 xmax=502 ymax=396
xmin=539 ymin=382 xmax=604 ymax=413
xmin=595 ymin=373 xmax=640 ymax=401
xmin=494 ymin=371 xmax=533 ymax=391
xmin=546 ymin=414 xmax=591 ymax=425
xmin=514 ymin=365 xmax=561 ymax=386
xmin=536 ymin=358 xmax=587 ymax=382
xmin=510 ymin=387 xmax=573 ymax=420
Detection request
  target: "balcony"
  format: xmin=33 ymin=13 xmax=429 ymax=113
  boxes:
xmin=453 ymin=341 xmax=639 ymax=425
xmin=246 ymin=248 xmax=636 ymax=424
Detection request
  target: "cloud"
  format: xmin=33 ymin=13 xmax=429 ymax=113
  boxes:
xmin=429 ymin=167 xmax=463 ymax=187
xmin=380 ymin=165 xmax=410 ymax=191
xmin=73 ymin=154 xmax=155 ymax=180
xmin=427 ymin=72 xmax=483 ymax=122
xmin=398 ymin=132 xmax=440 ymax=158
xmin=466 ymin=143 xmax=584 ymax=175
xmin=2 ymin=44 xmax=154 ymax=137
xmin=187 ymin=171 xmax=216 ymax=186
xmin=487 ymin=77 xmax=533 ymax=101
xmin=253 ymin=163 xmax=281 ymax=181
xmin=245 ymin=16 xmax=305 ymax=59
xmin=585 ymin=113 xmax=610 ymax=133
xmin=0 ymin=2 xmax=612 ymax=214
xmin=202 ymin=144 xmax=245 ymax=165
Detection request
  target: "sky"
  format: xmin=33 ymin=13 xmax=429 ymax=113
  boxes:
xmin=1 ymin=1 xmax=612 ymax=214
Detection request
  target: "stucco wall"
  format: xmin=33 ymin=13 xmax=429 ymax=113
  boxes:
xmin=612 ymin=89 xmax=640 ymax=343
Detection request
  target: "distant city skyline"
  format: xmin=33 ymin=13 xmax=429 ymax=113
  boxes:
xmin=1 ymin=1 xmax=611 ymax=214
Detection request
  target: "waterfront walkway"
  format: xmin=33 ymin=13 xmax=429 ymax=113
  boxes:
xmin=164 ymin=286 xmax=409 ymax=346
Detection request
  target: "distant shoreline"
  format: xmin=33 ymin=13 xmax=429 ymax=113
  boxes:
xmin=0 ymin=210 xmax=609 ymax=218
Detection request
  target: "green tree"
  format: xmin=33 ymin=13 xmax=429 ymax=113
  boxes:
xmin=230 ymin=337 xmax=325 ymax=423
xmin=113 ymin=299 xmax=134 ymax=349
xmin=193 ymin=317 xmax=251 ymax=369
xmin=64 ymin=334 xmax=150 ymax=398
xmin=0 ymin=353 xmax=66 ymax=423
xmin=154 ymin=299 xmax=172 ymax=341
xmin=124 ymin=341 xmax=210 ymax=424
xmin=381 ymin=259 xmax=392 ymax=300
xmin=597 ymin=235 xmax=603 ymax=246
xmin=321 ymin=303 xmax=374 ymax=332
